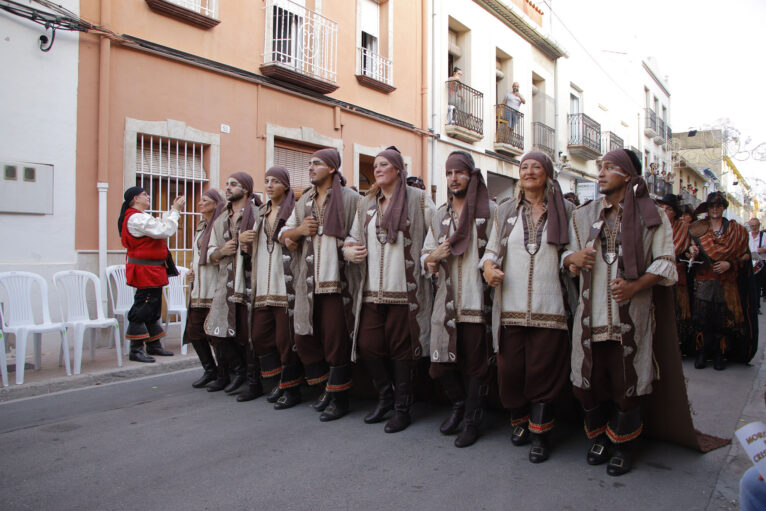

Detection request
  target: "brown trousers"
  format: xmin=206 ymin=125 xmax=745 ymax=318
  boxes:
xmin=251 ymin=306 xmax=299 ymax=366
xmin=357 ymin=303 xmax=413 ymax=361
xmin=210 ymin=303 xmax=249 ymax=347
xmin=294 ymin=293 xmax=350 ymax=367
xmin=572 ymin=340 xmax=640 ymax=412
xmin=183 ymin=307 xmax=210 ymax=345
xmin=429 ymin=323 xmax=490 ymax=380
xmin=497 ymin=326 xmax=570 ymax=410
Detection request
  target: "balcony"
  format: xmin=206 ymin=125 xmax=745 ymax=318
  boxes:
xmin=531 ymin=121 xmax=555 ymax=159
xmin=445 ymin=80 xmax=483 ymax=143
xmin=493 ymin=105 xmax=524 ymax=155
xmin=644 ymin=108 xmax=657 ymax=137
xmin=355 ymin=47 xmax=395 ymax=93
xmin=145 ymin=0 xmax=220 ymax=28
xmin=261 ymin=0 xmax=338 ymax=94
xmin=654 ymin=118 xmax=667 ymax=145
xmin=567 ymin=113 xmax=601 ymax=160
xmin=666 ymin=124 xmax=673 ymax=140
xmin=601 ymin=131 xmax=624 ymax=154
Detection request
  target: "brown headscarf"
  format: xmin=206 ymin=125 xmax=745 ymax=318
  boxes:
xmin=198 ymin=189 xmax=225 ymax=265
xmin=519 ymin=151 xmax=569 ymax=246
xmin=444 ymin=151 xmax=490 ymax=255
xmin=312 ymin=148 xmax=347 ymax=239
xmin=376 ymin=147 xmax=409 ymax=242
xmin=602 ymin=149 xmax=662 ymax=279
xmin=228 ymin=171 xmax=262 ymax=234
xmin=265 ymin=165 xmax=295 ymax=235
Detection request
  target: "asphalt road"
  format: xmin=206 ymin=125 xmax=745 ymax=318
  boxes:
xmin=0 ymin=353 xmax=759 ymax=511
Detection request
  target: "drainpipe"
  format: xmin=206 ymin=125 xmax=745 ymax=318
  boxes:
xmin=420 ymin=0 xmax=428 ymax=187
xmin=430 ymin=0 xmax=438 ymax=200
xmin=97 ymin=0 xmax=111 ymax=304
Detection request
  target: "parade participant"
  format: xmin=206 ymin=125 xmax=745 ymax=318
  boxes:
xmin=204 ymin=172 xmax=262 ymax=396
xmin=680 ymin=204 xmax=696 ymax=224
xmin=481 ymin=152 xmax=573 ymax=462
xmin=280 ymin=148 xmax=360 ymax=421
xmin=690 ymin=192 xmax=751 ymax=370
xmin=423 ymin=151 xmax=493 ymax=447
xmin=184 ymin=189 xmax=225 ymax=387
xmin=344 ymin=147 xmax=435 ymax=434
xmin=562 ymin=149 xmax=677 ymax=476
xmin=240 ymin=166 xmax=303 ymax=409
xmin=656 ymin=194 xmax=694 ymax=355
xmin=118 ymin=186 xmax=184 ymax=363
xmin=748 ymin=217 xmax=766 ymax=313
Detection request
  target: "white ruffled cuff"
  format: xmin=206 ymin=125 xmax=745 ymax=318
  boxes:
xmin=646 ymin=258 xmax=678 ymax=286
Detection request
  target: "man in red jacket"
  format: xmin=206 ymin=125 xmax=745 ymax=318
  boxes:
xmin=117 ymin=186 xmax=185 ymax=363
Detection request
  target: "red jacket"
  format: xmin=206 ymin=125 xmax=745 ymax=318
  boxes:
xmin=121 ymin=208 xmax=170 ymax=288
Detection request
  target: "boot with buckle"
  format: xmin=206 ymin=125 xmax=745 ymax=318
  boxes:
xmin=527 ymin=402 xmax=554 ymax=462
xmin=274 ymin=387 xmax=302 ymax=410
xmin=510 ymin=407 xmax=531 ymax=446
xmin=587 ymin=434 xmax=610 ymax=465
xmin=605 ymin=408 xmax=642 ymax=476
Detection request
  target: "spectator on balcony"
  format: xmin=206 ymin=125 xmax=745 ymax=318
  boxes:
xmin=502 ymin=82 xmax=526 ymax=132
xmin=666 ymin=173 xmax=675 ymax=195
xmin=447 ymin=67 xmax=464 ymax=125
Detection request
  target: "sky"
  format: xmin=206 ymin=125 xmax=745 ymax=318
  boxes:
xmin=545 ymin=0 xmax=766 ymax=182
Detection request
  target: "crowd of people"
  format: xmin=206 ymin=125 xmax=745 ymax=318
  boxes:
xmin=116 ymin=146 xmax=759 ymax=479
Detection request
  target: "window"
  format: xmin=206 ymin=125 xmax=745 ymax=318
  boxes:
xmin=144 ymin=0 xmax=220 ymax=28
xmin=356 ymin=0 xmax=393 ymax=90
xmin=23 ymin=167 xmax=36 ymax=182
xmin=135 ymin=134 xmax=209 ymax=269
xmin=570 ymin=93 xmax=580 ymax=114
xmin=273 ymin=139 xmax=323 ymax=198
xmin=4 ymin=165 xmax=17 ymax=180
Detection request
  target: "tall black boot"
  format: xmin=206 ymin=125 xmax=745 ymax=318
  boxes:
xmin=438 ymin=372 xmax=465 ymax=435
xmin=146 ymin=340 xmax=174 ymax=356
xmin=259 ymin=352 xmax=283 ymax=402
xmin=584 ymin=403 xmax=610 ymax=465
xmin=237 ymin=346 xmax=264 ymax=402
xmin=384 ymin=360 xmax=413 ymax=433
xmin=606 ymin=408 xmax=642 ymax=476
xmin=320 ymin=365 xmax=352 ymax=422
xmin=694 ymin=332 xmax=707 ymax=369
xmin=224 ymin=343 xmax=247 ymax=394
xmin=713 ymin=337 xmax=727 ymax=371
xmin=207 ymin=344 xmax=230 ymax=392
xmin=305 ymin=361 xmax=331 ymax=411
xmin=528 ymin=402 xmax=554 ymax=463
xmin=363 ymin=359 xmax=394 ymax=424
xmin=190 ymin=339 xmax=217 ymax=388
xmin=129 ymin=339 xmax=156 ymax=363
xmin=454 ymin=377 xmax=486 ymax=447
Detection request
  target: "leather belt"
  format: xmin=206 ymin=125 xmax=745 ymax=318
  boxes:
xmin=128 ymin=257 xmax=165 ymax=266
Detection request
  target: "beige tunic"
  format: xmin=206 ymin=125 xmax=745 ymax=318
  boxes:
xmin=253 ymin=207 xmax=288 ymax=308
xmin=189 ymin=223 xmax=217 ymax=308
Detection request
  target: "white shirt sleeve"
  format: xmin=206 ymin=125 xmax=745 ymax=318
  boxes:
xmin=278 ymin=206 xmax=300 ymax=243
xmin=127 ymin=209 xmax=180 ymax=239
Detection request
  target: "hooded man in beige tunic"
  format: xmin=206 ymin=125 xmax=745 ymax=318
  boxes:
xmin=204 ymin=172 xmax=262 ymax=396
xmin=280 ymin=148 xmax=361 ymax=422
xmin=562 ymin=149 xmax=677 ymax=476
xmin=423 ymin=151 xmax=494 ymax=448
xmin=344 ymin=146 xmax=435 ymax=434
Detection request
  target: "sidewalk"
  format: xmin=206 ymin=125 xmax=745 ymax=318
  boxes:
xmin=0 ymin=327 xmax=200 ymax=402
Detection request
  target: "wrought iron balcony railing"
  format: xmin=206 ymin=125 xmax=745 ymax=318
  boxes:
xmin=644 ymin=108 xmax=657 ymax=136
xmin=446 ymin=80 xmax=483 ymax=137
xmin=356 ymin=47 xmax=394 ymax=93
xmin=531 ymin=121 xmax=555 ymax=159
xmin=568 ymin=113 xmax=601 ymax=159
xmin=601 ymin=131 xmax=624 ymax=154
xmin=494 ymin=105 xmax=524 ymax=153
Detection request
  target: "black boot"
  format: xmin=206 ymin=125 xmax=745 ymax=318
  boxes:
xmin=224 ymin=343 xmax=247 ymax=394
xmin=713 ymin=342 xmax=727 ymax=371
xmin=312 ymin=386 xmax=332 ymax=411
xmin=207 ymin=344 xmax=230 ymax=392
xmin=274 ymin=387 xmax=302 ymax=410
xmin=454 ymin=377 xmax=486 ymax=447
xmin=260 ymin=352 xmax=283 ymax=402
xmin=305 ymin=361 xmax=331 ymax=411
xmin=237 ymin=346 xmax=264 ymax=402
xmin=583 ymin=403 xmax=610 ymax=465
xmin=146 ymin=340 xmax=174 ymax=356
xmin=265 ymin=380 xmax=284 ymax=403
xmin=510 ymin=407 xmax=531 ymax=446
xmin=694 ymin=349 xmax=707 ymax=369
xmin=385 ymin=361 xmax=413 ymax=434
xmin=528 ymin=402 xmax=554 ymax=463
xmin=129 ymin=339 xmax=156 ymax=363
xmin=320 ymin=365 xmax=352 ymax=421
xmin=363 ymin=359 xmax=394 ymax=424
xmin=438 ymin=372 xmax=465 ymax=435
xmin=606 ymin=408 xmax=642 ymax=476
xmin=190 ymin=339 xmax=217 ymax=388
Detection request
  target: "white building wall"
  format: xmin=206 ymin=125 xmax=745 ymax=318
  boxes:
xmin=0 ymin=1 xmax=80 ymax=312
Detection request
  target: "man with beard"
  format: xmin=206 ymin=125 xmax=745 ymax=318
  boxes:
xmin=690 ymin=192 xmax=751 ymax=370
xmin=563 ymin=149 xmax=676 ymax=476
xmin=204 ymin=172 xmax=262 ymax=396
xmin=239 ymin=166 xmax=303 ymax=408
xmin=118 ymin=187 xmax=184 ymax=362
xmin=280 ymin=148 xmax=360 ymax=421
xmin=422 ymin=151 xmax=494 ymax=447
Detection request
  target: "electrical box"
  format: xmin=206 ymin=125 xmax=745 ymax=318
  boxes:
xmin=0 ymin=161 xmax=54 ymax=214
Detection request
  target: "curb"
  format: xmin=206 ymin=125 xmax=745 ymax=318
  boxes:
xmin=0 ymin=357 xmax=201 ymax=403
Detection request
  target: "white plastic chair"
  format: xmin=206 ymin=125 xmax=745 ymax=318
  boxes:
xmin=106 ymin=265 xmax=134 ymax=356
xmin=0 ymin=271 xmax=71 ymax=385
xmin=163 ymin=266 xmax=189 ymax=355
xmin=53 ymin=270 xmax=122 ymax=374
